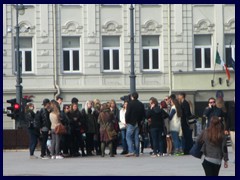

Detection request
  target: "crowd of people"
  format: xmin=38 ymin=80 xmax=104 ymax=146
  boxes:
xmin=24 ymin=91 xmax=235 ymax=169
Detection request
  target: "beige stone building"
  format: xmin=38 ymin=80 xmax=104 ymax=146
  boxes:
xmin=3 ymin=4 xmax=235 ymax=129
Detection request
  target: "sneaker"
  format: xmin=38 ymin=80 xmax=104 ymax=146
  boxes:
xmin=51 ymin=156 xmax=56 ymax=159
xmin=30 ymin=155 xmax=38 ymax=159
xmin=56 ymin=155 xmax=64 ymax=159
xmin=125 ymin=153 xmax=135 ymax=157
xmin=41 ymin=156 xmax=50 ymax=159
xmin=163 ymin=153 xmax=169 ymax=157
xmin=151 ymin=154 xmax=158 ymax=157
xmin=120 ymin=151 xmax=128 ymax=155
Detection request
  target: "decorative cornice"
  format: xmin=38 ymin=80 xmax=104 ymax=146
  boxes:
xmin=194 ymin=19 xmax=215 ymax=33
xmin=141 ymin=20 xmax=162 ymax=33
xmin=18 ymin=21 xmax=35 ymax=34
xmin=62 ymin=21 xmax=83 ymax=34
xmin=224 ymin=18 xmax=235 ymax=32
xmin=102 ymin=21 xmax=122 ymax=33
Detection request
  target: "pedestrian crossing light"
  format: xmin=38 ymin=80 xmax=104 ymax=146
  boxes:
xmin=6 ymin=98 xmax=20 ymax=119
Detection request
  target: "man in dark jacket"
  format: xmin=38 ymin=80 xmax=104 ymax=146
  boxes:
xmin=203 ymin=97 xmax=224 ymax=128
xmin=37 ymin=98 xmax=51 ymax=159
xmin=125 ymin=92 xmax=145 ymax=157
xmin=178 ymin=92 xmax=193 ymax=155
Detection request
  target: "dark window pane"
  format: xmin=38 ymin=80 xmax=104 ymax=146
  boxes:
xmin=113 ymin=50 xmax=119 ymax=70
xmin=103 ymin=50 xmax=110 ymax=70
xmin=143 ymin=49 xmax=149 ymax=69
xmin=152 ymin=49 xmax=159 ymax=69
xmin=225 ymin=47 xmax=232 ymax=67
xmin=204 ymin=48 xmax=211 ymax=68
xmin=73 ymin=50 xmax=79 ymax=71
xmin=195 ymin=48 xmax=201 ymax=68
xmin=63 ymin=51 xmax=70 ymax=71
xmin=25 ymin=51 xmax=32 ymax=71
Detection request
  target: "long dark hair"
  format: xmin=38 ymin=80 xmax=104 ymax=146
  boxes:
xmin=172 ymin=99 xmax=182 ymax=118
xmin=206 ymin=116 xmax=224 ymax=145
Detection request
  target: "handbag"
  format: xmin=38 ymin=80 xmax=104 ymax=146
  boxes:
xmin=55 ymin=123 xmax=67 ymax=134
xmin=188 ymin=115 xmax=198 ymax=124
xmin=189 ymin=141 xmax=203 ymax=159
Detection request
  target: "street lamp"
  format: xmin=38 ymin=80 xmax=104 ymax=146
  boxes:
xmin=129 ymin=4 xmax=136 ymax=94
xmin=14 ymin=4 xmax=26 ymax=109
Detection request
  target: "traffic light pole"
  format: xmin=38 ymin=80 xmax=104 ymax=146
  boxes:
xmin=15 ymin=4 xmax=24 ymax=129
xmin=129 ymin=4 xmax=136 ymax=94
xmin=16 ymin=4 xmax=22 ymax=108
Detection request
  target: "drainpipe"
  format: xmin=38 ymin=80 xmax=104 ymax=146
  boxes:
xmin=53 ymin=4 xmax=60 ymax=99
xmin=168 ymin=4 xmax=172 ymax=95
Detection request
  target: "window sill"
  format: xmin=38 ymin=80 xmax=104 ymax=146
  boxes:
xmin=141 ymin=70 xmax=162 ymax=74
xmin=102 ymin=71 xmax=123 ymax=75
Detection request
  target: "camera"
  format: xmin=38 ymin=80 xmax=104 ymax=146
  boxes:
xmin=120 ymin=94 xmax=131 ymax=102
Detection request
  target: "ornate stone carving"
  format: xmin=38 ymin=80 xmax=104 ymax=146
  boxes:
xmin=18 ymin=21 xmax=35 ymax=35
xmin=141 ymin=20 xmax=162 ymax=33
xmin=62 ymin=21 xmax=83 ymax=34
xmin=194 ymin=19 xmax=215 ymax=32
xmin=102 ymin=21 xmax=122 ymax=33
xmin=224 ymin=18 xmax=235 ymax=32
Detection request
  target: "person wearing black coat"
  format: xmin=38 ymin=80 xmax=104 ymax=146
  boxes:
xmin=25 ymin=103 xmax=39 ymax=159
xmin=69 ymin=103 xmax=86 ymax=157
xmin=146 ymin=97 xmax=169 ymax=157
xmin=125 ymin=92 xmax=145 ymax=157
xmin=178 ymin=92 xmax=193 ymax=155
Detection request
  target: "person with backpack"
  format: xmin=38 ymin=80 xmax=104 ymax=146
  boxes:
xmin=35 ymin=98 xmax=51 ymax=159
xmin=25 ymin=103 xmax=39 ymax=159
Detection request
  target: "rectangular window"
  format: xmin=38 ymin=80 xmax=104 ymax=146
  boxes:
xmin=142 ymin=36 xmax=160 ymax=71
xmin=194 ymin=35 xmax=212 ymax=70
xmin=62 ymin=37 xmax=80 ymax=73
xmin=225 ymin=34 xmax=235 ymax=68
xmin=14 ymin=37 xmax=33 ymax=74
xmin=102 ymin=36 xmax=120 ymax=72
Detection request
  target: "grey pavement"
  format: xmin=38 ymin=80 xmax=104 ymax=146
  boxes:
xmin=3 ymin=148 xmax=235 ymax=176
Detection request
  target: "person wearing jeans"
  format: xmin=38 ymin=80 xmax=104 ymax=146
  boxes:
xmin=125 ymin=92 xmax=145 ymax=157
xmin=119 ymin=101 xmax=128 ymax=155
xmin=126 ymin=123 xmax=140 ymax=156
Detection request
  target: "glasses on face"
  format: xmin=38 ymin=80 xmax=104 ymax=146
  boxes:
xmin=209 ymin=101 xmax=215 ymax=104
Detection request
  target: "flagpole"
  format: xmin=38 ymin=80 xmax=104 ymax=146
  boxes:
xmin=212 ymin=43 xmax=218 ymax=87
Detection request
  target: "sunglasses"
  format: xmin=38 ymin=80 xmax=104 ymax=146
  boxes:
xmin=209 ymin=101 xmax=215 ymax=104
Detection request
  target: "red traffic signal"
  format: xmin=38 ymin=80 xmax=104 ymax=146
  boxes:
xmin=6 ymin=98 xmax=20 ymax=119
xmin=14 ymin=103 xmax=20 ymax=110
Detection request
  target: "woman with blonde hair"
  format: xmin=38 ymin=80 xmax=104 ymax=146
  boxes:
xmin=50 ymin=100 xmax=63 ymax=159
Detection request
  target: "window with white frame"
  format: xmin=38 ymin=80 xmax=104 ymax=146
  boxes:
xmin=142 ymin=35 xmax=160 ymax=71
xmin=62 ymin=37 xmax=80 ymax=73
xmin=102 ymin=36 xmax=120 ymax=72
xmin=225 ymin=34 xmax=235 ymax=67
xmin=14 ymin=37 xmax=33 ymax=74
xmin=194 ymin=35 xmax=212 ymax=69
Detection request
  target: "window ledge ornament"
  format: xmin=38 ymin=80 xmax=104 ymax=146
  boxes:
xmin=224 ymin=18 xmax=235 ymax=32
xmin=141 ymin=20 xmax=162 ymax=33
xmin=62 ymin=21 xmax=83 ymax=34
xmin=18 ymin=21 xmax=35 ymax=35
xmin=102 ymin=21 xmax=122 ymax=33
xmin=194 ymin=19 xmax=214 ymax=33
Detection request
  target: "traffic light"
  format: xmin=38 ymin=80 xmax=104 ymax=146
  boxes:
xmin=6 ymin=98 xmax=20 ymax=119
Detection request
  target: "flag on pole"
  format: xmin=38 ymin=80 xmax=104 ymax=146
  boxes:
xmin=215 ymin=50 xmax=230 ymax=80
xmin=230 ymin=57 xmax=235 ymax=71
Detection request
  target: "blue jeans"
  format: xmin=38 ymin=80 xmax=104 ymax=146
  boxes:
xmin=171 ymin=131 xmax=182 ymax=152
xmin=28 ymin=128 xmax=38 ymax=156
xmin=121 ymin=129 xmax=128 ymax=152
xmin=150 ymin=128 xmax=162 ymax=154
xmin=126 ymin=124 xmax=139 ymax=155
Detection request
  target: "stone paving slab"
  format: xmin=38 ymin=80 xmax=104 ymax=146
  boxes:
xmin=3 ymin=148 xmax=235 ymax=176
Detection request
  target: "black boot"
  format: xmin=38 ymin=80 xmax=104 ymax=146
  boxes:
xmin=101 ymin=142 xmax=105 ymax=157
xmin=109 ymin=142 xmax=114 ymax=157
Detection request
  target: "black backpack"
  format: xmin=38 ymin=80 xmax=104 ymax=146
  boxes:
xmin=34 ymin=110 xmax=43 ymax=129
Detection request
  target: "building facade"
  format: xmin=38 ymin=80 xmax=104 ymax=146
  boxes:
xmin=3 ymin=4 xmax=235 ymax=129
